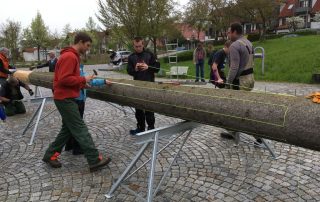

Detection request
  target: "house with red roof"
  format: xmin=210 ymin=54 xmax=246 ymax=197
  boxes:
xmin=278 ymin=0 xmax=320 ymax=33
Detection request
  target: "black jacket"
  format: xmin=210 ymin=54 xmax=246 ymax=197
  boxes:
xmin=37 ymin=58 xmax=58 ymax=72
xmin=127 ymin=50 xmax=160 ymax=82
xmin=0 ymin=80 xmax=26 ymax=101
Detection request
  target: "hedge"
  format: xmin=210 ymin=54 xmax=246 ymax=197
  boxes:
xmin=163 ymin=50 xmax=193 ymax=63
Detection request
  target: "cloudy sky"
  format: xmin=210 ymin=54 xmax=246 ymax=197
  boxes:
xmin=1 ymin=0 xmax=189 ymax=34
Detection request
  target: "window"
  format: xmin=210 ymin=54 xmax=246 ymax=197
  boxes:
xmin=299 ymin=0 xmax=309 ymax=7
xmin=288 ymin=4 xmax=294 ymax=9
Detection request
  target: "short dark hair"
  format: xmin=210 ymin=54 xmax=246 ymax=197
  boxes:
xmin=133 ymin=36 xmax=143 ymax=42
xmin=224 ymin=40 xmax=232 ymax=48
xmin=230 ymin=23 xmax=243 ymax=35
xmin=74 ymin=32 xmax=92 ymax=44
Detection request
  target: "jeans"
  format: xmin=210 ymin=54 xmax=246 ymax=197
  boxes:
xmin=195 ymin=59 xmax=204 ymax=81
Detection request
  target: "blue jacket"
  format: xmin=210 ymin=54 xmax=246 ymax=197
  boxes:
xmin=76 ymin=64 xmax=106 ymax=101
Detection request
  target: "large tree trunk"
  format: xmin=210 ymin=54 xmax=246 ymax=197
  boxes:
xmin=14 ymin=71 xmax=320 ymax=152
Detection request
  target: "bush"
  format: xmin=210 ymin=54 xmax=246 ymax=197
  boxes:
xmin=212 ymin=40 xmax=227 ymax=46
xmin=247 ymin=33 xmax=261 ymax=42
xmin=265 ymin=30 xmax=318 ymax=40
xmin=163 ymin=50 xmax=193 ymax=63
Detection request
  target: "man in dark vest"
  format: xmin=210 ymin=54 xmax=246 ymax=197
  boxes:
xmin=30 ymin=51 xmax=58 ymax=72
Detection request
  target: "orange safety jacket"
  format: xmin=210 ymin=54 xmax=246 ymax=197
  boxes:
xmin=0 ymin=53 xmax=9 ymax=78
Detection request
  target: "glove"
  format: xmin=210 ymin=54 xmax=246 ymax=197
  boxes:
xmin=28 ymin=89 xmax=34 ymax=96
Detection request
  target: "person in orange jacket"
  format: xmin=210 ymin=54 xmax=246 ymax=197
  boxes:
xmin=0 ymin=47 xmax=14 ymax=86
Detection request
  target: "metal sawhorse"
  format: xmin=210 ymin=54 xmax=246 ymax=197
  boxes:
xmin=233 ymin=132 xmax=279 ymax=159
xmin=105 ymin=121 xmax=201 ymax=202
xmin=21 ymin=96 xmax=56 ymax=145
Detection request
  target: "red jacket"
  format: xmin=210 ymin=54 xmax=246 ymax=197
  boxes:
xmin=53 ymin=47 xmax=86 ymax=100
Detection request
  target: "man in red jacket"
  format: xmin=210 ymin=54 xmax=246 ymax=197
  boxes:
xmin=42 ymin=32 xmax=111 ymax=172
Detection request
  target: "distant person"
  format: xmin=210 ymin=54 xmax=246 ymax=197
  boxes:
xmin=65 ymin=64 xmax=112 ymax=155
xmin=42 ymin=32 xmax=111 ymax=172
xmin=193 ymin=42 xmax=206 ymax=82
xmin=0 ymin=77 xmax=34 ymax=116
xmin=0 ymin=47 xmax=14 ymax=86
xmin=127 ymin=36 xmax=160 ymax=135
xmin=30 ymin=51 xmax=58 ymax=72
xmin=209 ymin=40 xmax=232 ymax=88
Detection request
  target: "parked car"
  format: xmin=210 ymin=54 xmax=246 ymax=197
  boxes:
xmin=108 ymin=50 xmax=131 ymax=65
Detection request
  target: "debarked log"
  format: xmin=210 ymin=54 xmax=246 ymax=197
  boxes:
xmin=14 ymin=70 xmax=320 ymax=151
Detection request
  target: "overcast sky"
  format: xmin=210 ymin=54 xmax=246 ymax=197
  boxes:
xmin=1 ymin=0 xmax=189 ymax=34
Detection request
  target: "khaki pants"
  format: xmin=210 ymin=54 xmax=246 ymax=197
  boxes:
xmin=239 ymin=74 xmax=255 ymax=91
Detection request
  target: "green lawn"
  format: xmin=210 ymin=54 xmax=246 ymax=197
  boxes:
xmin=159 ymin=35 xmax=320 ymax=83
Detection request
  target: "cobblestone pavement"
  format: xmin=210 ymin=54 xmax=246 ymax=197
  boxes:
xmin=0 ymin=66 xmax=320 ymax=201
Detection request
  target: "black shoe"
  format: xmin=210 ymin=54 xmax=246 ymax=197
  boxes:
xmin=42 ymin=158 xmax=62 ymax=168
xmin=89 ymin=156 xmax=112 ymax=172
xmin=201 ymin=79 xmax=206 ymax=82
xmin=254 ymin=138 xmax=263 ymax=146
xmin=220 ymin=132 xmax=235 ymax=139
xmin=147 ymin=126 xmax=155 ymax=130
xmin=65 ymin=145 xmax=72 ymax=151
xmin=195 ymin=79 xmax=199 ymax=82
xmin=72 ymin=150 xmax=84 ymax=155
xmin=130 ymin=128 xmax=145 ymax=135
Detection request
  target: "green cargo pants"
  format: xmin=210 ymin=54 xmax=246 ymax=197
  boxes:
xmin=43 ymin=99 xmax=99 ymax=165
xmin=5 ymin=101 xmax=26 ymax=116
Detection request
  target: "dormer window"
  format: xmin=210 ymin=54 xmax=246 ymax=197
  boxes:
xmin=288 ymin=4 xmax=294 ymax=9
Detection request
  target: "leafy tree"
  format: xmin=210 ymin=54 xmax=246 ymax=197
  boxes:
xmin=22 ymin=11 xmax=49 ymax=62
xmin=234 ymin=0 xmax=283 ymax=39
xmin=184 ymin=0 xmax=209 ymax=40
xmin=287 ymin=16 xmax=305 ymax=32
xmin=96 ymin=0 xmax=176 ymax=55
xmin=61 ymin=24 xmax=73 ymax=47
xmin=0 ymin=19 xmax=21 ymax=62
xmin=86 ymin=16 xmax=97 ymax=32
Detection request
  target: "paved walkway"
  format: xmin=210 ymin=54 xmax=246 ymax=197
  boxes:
xmin=0 ymin=66 xmax=319 ymax=201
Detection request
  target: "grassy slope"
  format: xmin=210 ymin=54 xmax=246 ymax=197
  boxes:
xmin=254 ymin=35 xmax=320 ymax=83
xmin=159 ymin=35 xmax=320 ymax=83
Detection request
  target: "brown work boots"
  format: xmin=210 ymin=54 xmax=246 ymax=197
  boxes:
xmin=89 ymin=154 xmax=112 ymax=172
xmin=42 ymin=152 xmax=62 ymax=168
xmin=43 ymin=152 xmax=111 ymax=172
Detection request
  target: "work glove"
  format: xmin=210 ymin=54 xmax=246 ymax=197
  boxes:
xmin=28 ymin=89 xmax=34 ymax=96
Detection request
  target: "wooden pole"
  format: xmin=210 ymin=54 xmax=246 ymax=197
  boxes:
xmin=14 ymin=70 xmax=320 ymax=152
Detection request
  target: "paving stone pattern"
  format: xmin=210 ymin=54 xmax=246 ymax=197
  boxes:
xmin=0 ymin=66 xmax=319 ymax=201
